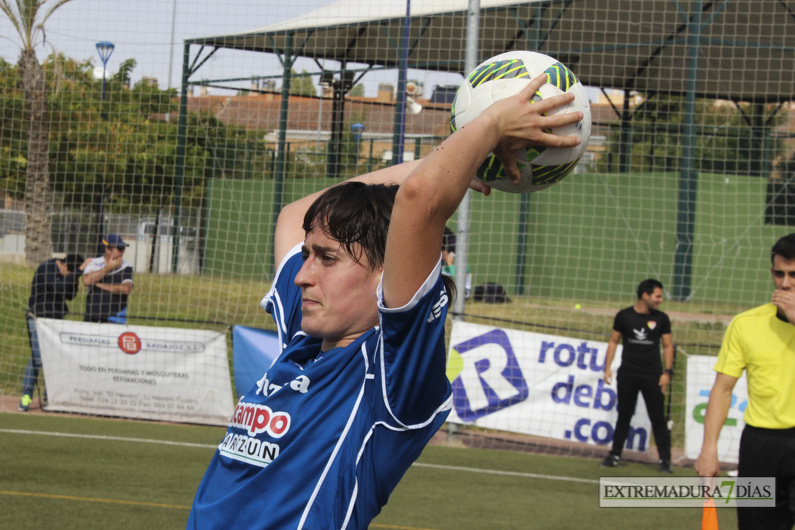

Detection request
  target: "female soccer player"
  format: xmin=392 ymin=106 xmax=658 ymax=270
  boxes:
xmin=188 ymin=74 xmax=583 ymax=529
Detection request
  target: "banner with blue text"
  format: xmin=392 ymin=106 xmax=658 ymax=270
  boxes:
xmin=446 ymin=322 xmax=652 ymax=452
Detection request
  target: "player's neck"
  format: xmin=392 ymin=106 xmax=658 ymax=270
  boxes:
xmin=321 ymin=333 xmax=362 ymax=352
xmin=633 ymin=301 xmax=651 ymax=314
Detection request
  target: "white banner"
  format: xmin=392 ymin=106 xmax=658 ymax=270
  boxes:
xmin=684 ymin=355 xmax=748 ymax=464
xmin=36 ymin=318 xmax=234 ymax=426
xmin=446 ymin=322 xmax=653 ymax=452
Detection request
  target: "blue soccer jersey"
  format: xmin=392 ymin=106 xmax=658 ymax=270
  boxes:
xmin=188 ymin=244 xmax=452 ymax=529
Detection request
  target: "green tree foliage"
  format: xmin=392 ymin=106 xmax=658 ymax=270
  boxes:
xmin=596 ymin=93 xmax=787 ymax=176
xmin=112 ymin=58 xmax=137 ymax=87
xmin=1 ymin=0 xmax=75 ymax=265
xmin=0 ymin=58 xmax=26 ymax=198
xmin=288 ymin=70 xmax=317 ymax=97
xmin=0 ymin=53 xmax=270 ymax=219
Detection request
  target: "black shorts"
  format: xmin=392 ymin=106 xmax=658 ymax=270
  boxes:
xmin=737 ymin=425 xmax=795 ymax=530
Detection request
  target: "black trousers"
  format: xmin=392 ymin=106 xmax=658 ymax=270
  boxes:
xmin=738 ymin=425 xmax=795 ymax=530
xmin=610 ymin=368 xmax=670 ymax=461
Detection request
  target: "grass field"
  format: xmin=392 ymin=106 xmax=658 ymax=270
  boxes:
xmin=0 ymin=412 xmax=737 ymax=529
xmin=0 ymin=260 xmax=738 ymax=525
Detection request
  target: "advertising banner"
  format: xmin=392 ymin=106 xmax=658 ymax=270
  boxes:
xmin=36 ymin=318 xmax=234 ymax=426
xmin=446 ymin=322 xmax=653 ymax=452
xmin=685 ymin=355 xmax=748 ymax=464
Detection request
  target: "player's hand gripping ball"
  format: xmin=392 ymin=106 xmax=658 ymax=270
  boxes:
xmin=450 ymin=51 xmax=591 ymax=193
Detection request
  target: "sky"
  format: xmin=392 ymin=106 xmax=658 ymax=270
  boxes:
xmin=0 ymin=0 xmax=464 ymax=97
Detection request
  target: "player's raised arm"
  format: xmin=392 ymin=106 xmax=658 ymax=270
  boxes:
xmin=381 ymin=75 xmax=583 ymax=308
xmin=272 ymin=160 xmax=422 ymax=266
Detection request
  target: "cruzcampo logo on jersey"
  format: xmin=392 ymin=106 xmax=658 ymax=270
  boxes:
xmin=446 ymin=328 xmax=529 ymax=422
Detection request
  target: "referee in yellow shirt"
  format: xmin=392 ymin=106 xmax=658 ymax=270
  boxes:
xmin=696 ymin=233 xmax=795 ymax=530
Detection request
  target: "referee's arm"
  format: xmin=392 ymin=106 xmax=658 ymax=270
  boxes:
xmin=695 ymin=373 xmax=738 ymax=477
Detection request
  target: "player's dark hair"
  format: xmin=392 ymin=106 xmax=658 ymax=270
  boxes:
xmin=63 ymin=254 xmax=85 ymax=274
xmin=637 ymin=278 xmax=663 ymax=299
xmin=771 ymin=233 xmax=795 ymax=265
xmin=304 ymin=182 xmax=396 ymax=271
xmin=303 ymin=181 xmax=457 ymax=300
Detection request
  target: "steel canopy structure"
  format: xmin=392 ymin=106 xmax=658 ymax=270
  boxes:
xmin=186 ymin=0 xmax=794 ymax=102
xmin=176 ymin=0 xmax=795 ymax=297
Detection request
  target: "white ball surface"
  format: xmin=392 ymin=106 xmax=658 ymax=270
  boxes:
xmin=450 ymin=51 xmax=591 ymax=193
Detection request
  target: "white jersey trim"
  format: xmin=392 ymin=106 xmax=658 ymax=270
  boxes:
xmin=375 ymin=258 xmax=451 ymax=429
xmin=342 ymin=412 xmax=452 ymax=528
xmin=261 ymin=243 xmax=303 ymax=350
xmin=379 ymin=358 xmax=454 ymax=431
xmin=376 ymin=256 xmax=442 ymax=313
xmin=342 ymin=423 xmax=378 ymax=530
xmin=378 ymin=331 xmax=453 ymax=429
xmin=297 ymin=349 xmax=369 ymax=530
xmin=359 ymin=339 xmax=370 ymax=373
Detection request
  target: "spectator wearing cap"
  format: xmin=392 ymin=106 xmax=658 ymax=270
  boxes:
xmin=19 ymin=253 xmax=86 ymax=411
xmin=83 ymin=234 xmax=134 ymax=324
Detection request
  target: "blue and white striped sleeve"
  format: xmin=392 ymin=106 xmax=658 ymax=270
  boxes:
xmin=261 ymin=243 xmax=305 ymax=351
xmin=375 ymin=258 xmax=453 ymax=427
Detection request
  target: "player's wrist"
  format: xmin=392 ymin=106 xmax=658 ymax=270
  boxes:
xmin=475 ymin=106 xmax=504 ymax=142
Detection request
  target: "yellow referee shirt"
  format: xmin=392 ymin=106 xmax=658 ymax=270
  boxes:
xmin=714 ymin=303 xmax=795 ymax=429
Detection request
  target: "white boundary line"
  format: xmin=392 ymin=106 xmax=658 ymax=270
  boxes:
xmin=1 ymin=428 xmax=599 ymax=485
xmin=413 ymin=463 xmax=598 ymax=484
xmin=0 ymin=428 xmax=218 ymax=449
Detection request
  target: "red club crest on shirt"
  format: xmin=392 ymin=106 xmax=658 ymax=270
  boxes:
xmin=118 ymin=332 xmax=142 ymax=354
xmin=647 ymin=321 xmax=657 ymax=330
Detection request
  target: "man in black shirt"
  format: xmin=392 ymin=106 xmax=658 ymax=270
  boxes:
xmin=20 ymin=253 xmax=85 ymax=411
xmin=600 ymin=278 xmax=674 ymax=472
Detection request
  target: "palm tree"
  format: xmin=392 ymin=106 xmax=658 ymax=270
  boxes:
xmin=1 ymin=0 xmax=74 ymax=266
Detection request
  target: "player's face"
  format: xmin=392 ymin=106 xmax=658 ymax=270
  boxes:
xmin=643 ymin=287 xmax=664 ymax=311
xmin=294 ymin=225 xmax=381 ymax=349
xmin=771 ymin=255 xmax=795 ymax=291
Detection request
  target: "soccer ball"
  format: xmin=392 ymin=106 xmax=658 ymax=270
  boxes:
xmin=450 ymin=51 xmax=591 ymax=193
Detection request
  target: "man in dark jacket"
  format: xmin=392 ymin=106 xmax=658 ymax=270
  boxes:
xmin=19 ymin=253 xmax=84 ymax=411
